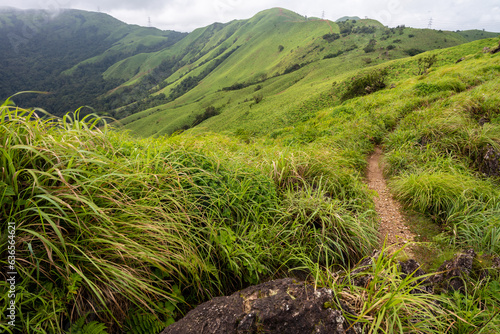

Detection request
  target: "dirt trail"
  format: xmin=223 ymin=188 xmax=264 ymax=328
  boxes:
xmin=367 ymin=147 xmax=416 ymax=255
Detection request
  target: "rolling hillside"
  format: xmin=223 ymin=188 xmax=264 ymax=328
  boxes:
xmin=2 ymin=35 xmax=499 ymax=333
xmin=0 ymin=7 xmax=496 ymax=125
xmin=116 ymin=8 xmax=498 ymax=137
xmin=1 ymin=6 xmax=500 ymax=333
xmin=0 ymin=7 xmax=186 ymax=115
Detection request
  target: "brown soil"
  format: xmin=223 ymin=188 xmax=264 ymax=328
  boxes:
xmin=367 ymin=147 xmax=416 ymax=256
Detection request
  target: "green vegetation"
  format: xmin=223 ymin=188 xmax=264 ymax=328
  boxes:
xmin=1 ymin=7 xmax=495 ymax=129
xmin=0 ymin=101 xmax=377 ymax=332
xmin=1 ymin=7 xmax=500 ymax=334
xmin=0 ymin=8 xmax=186 ymax=117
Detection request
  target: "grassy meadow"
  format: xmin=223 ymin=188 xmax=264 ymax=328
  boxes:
xmin=1 ymin=30 xmax=500 ymax=334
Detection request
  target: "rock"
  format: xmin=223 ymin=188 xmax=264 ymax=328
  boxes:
xmin=455 ymin=57 xmax=465 ymax=63
xmin=483 ymin=46 xmax=491 ymax=53
xmin=432 ymin=249 xmax=476 ymax=292
xmin=478 ymin=116 xmax=490 ymax=126
xmin=479 ymin=145 xmax=500 ymax=177
xmin=160 ymin=278 xmax=359 ymax=334
xmin=493 ymin=257 xmax=500 ymax=270
xmin=399 ymin=259 xmax=433 ymax=294
xmin=160 ymin=250 xmax=500 ymax=333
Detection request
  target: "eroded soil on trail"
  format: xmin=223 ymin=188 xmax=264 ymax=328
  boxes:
xmin=367 ymin=147 xmax=416 ymax=255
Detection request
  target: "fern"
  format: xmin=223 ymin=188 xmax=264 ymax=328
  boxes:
xmin=125 ymin=313 xmax=167 ymax=334
xmin=68 ymin=314 xmax=108 ymax=334
xmin=125 ymin=312 xmax=173 ymax=334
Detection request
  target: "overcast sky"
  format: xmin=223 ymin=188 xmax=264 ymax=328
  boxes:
xmin=2 ymin=0 xmax=500 ymax=33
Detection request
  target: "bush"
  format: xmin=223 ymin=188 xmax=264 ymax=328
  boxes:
xmin=339 ymin=68 xmax=389 ymax=101
xmin=253 ymin=93 xmax=263 ymax=104
xmin=416 ymin=54 xmax=438 ymax=74
xmin=283 ymin=63 xmax=301 ymax=74
xmin=192 ymin=105 xmax=220 ymax=126
xmin=363 ymin=39 xmax=377 ymax=53
xmin=405 ymin=48 xmax=424 ymax=56
xmin=322 ymin=33 xmax=340 ymax=42
xmin=324 ymin=50 xmax=344 ymax=59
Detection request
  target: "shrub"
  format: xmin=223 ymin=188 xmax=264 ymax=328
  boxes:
xmin=339 ymin=68 xmax=389 ymax=101
xmin=363 ymin=39 xmax=377 ymax=53
xmin=324 ymin=50 xmax=344 ymax=59
xmin=253 ymin=93 xmax=263 ymax=104
xmin=405 ymin=48 xmax=424 ymax=56
xmin=192 ymin=105 xmax=220 ymax=126
xmin=416 ymin=54 xmax=438 ymax=74
xmin=283 ymin=63 xmax=301 ymax=74
xmin=322 ymin=33 xmax=340 ymax=42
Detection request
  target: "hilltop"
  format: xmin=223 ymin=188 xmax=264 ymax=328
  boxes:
xmin=113 ymin=8 xmax=497 ymax=136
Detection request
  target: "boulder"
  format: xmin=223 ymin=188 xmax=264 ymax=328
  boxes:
xmin=160 ymin=278 xmax=359 ymax=334
xmin=431 ymin=249 xmax=476 ymax=292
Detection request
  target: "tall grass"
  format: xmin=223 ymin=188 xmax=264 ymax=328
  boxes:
xmin=317 ymin=248 xmax=500 ymax=334
xmin=382 ymin=52 xmax=500 ymax=255
xmin=331 ymin=249 xmax=452 ymax=333
xmin=0 ymin=104 xmax=378 ymax=332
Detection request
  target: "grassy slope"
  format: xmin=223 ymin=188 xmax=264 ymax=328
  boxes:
xmin=1 ymin=36 xmax=499 ymax=333
xmin=119 ymin=8 xmax=494 ymax=137
xmin=274 ymin=36 xmax=500 ymax=256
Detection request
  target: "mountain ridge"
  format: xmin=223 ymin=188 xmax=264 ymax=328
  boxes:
xmin=0 ymin=7 xmax=498 ymax=128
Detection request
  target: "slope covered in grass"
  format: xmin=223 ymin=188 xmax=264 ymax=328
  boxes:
xmin=0 ymin=8 xmax=186 ymax=116
xmin=119 ymin=9 xmax=495 ymax=137
xmin=267 ymin=36 xmax=500 ymax=257
xmin=0 ymin=101 xmax=378 ymax=332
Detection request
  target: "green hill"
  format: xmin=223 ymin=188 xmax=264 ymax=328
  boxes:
xmin=116 ymin=8 xmax=496 ymax=137
xmin=1 ymin=7 xmax=496 ymax=127
xmin=0 ymin=8 xmax=186 ymax=115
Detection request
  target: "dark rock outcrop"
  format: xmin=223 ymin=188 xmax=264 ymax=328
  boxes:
xmin=431 ymin=249 xmax=476 ymax=292
xmin=479 ymin=145 xmax=500 ymax=177
xmin=161 ymin=250 xmax=499 ymax=333
xmin=160 ymin=278 xmax=360 ymax=334
xmin=491 ymin=41 xmax=500 ymax=54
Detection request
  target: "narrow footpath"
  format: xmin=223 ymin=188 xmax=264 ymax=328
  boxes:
xmin=367 ymin=147 xmax=416 ymax=255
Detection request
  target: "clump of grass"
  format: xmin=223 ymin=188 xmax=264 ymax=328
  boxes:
xmin=390 ymin=171 xmax=498 ymax=223
xmin=337 ymin=68 xmax=389 ymax=101
xmin=327 ymin=248 xmax=452 ymax=333
xmin=277 ymin=178 xmax=378 ymax=266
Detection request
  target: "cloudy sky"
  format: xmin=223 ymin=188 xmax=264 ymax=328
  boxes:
xmin=2 ymin=0 xmax=500 ymax=33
